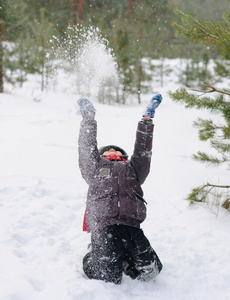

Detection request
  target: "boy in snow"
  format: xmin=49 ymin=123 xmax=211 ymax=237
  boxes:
xmin=77 ymin=95 xmax=163 ymax=284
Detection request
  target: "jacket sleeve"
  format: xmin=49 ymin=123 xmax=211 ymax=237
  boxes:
xmin=130 ymin=119 xmax=154 ymax=185
xmin=78 ymin=116 xmax=100 ymax=184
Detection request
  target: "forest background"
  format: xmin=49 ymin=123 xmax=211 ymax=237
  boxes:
xmin=1 ymin=0 xmax=230 ymax=209
xmin=0 ymin=0 xmax=229 ymax=102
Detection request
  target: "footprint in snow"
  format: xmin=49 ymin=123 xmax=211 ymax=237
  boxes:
xmin=28 ymin=278 xmax=45 ymax=292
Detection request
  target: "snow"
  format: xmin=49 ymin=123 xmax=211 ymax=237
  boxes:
xmin=1 ymin=60 xmax=230 ymax=300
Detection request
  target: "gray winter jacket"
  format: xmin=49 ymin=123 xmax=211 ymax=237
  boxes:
xmin=78 ymin=116 xmax=154 ymax=232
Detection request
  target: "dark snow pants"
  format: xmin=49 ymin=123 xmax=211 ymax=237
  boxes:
xmin=83 ymin=224 xmax=163 ymax=284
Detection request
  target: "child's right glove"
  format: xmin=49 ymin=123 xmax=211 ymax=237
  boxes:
xmin=143 ymin=94 xmax=162 ymax=118
xmin=77 ymin=98 xmax=96 ymax=117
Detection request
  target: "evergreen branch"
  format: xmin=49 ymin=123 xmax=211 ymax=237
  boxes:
xmin=169 ymin=87 xmax=230 ymax=118
xmin=193 ymin=118 xmax=215 ymax=140
xmin=206 ymin=183 xmax=230 ymax=189
xmin=187 ymin=183 xmax=230 ymax=205
xmin=193 ymin=151 xmax=224 ymax=166
xmin=191 ymin=84 xmax=230 ymax=97
xmin=194 ymin=118 xmax=230 ymax=143
xmin=193 ymin=19 xmax=220 ymax=41
xmin=173 ymin=9 xmax=230 ymax=57
xmin=222 ymin=199 xmax=230 ymax=210
xmin=194 ymin=18 xmax=230 ymax=50
xmin=187 ymin=184 xmax=214 ymax=203
xmin=211 ymin=140 xmax=230 ymax=154
xmin=168 ymin=88 xmax=223 ymax=112
xmin=202 ymin=84 xmax=230 ymax=96
xmin=210 ymin=140 xmax=230 ymax=164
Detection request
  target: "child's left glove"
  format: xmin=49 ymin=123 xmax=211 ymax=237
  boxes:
xmin=77 ymin=98 xmax=96 ymax=117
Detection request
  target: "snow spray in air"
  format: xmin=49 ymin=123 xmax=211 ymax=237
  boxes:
xmin=49 ymin=25 xmax=120 ymax=102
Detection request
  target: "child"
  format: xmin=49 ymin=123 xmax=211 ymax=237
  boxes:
xmin=77 ymin=95 xmax=163 ymax=284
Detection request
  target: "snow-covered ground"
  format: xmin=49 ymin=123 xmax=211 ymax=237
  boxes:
xmin=1 ymin=59 xmax=230 ymax=300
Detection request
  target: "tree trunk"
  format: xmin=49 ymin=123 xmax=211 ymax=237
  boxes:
xmin=160 ymin=58 xmax=164 ymax=88
xmin=0 ymin=23 xmax=4 ymax=93
xmin=137 ymin=57 xmax=142 ymax=104
xmin=0 ymin=3 xmax=4 ymax=93
xmin=70 ymin=0 xmax=84 ymax=24
xmin=127 ymin=0 xmax=132 ymax=15
xmin=0 ymin=39 xmax=3 ymax=93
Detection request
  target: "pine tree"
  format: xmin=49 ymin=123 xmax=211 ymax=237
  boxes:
xmin=169 ymin=8 xmax=230 ymax=210
xmin=0 ymin=0 xmax=29 ymax=92
xmin=29 ymin=8 xmax=57 ymax=91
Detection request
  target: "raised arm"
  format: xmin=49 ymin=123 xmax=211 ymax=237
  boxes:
xmin=130 ymin=94 xmax=162 ymax=185
xmin=77 ymin=98 xmax=100 ymax=184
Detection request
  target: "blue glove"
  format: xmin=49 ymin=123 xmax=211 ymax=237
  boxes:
xmin=143 ymin=94 xmax=162 ymax=118
xmin=77 ymin=98 xmax=96 ymax=117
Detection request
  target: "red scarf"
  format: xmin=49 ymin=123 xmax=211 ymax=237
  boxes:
xmin=83 ymin=210 xmax=90 ymax=232
xmin=105 ymin=154 xmax=126 ymax=161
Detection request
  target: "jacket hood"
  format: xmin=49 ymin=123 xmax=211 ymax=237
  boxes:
xmin=98 ymin=145 xmax=128 ymax=160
